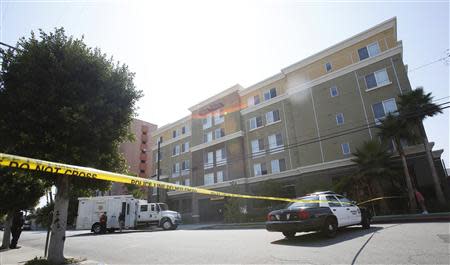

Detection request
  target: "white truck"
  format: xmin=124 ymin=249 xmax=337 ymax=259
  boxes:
xmin=76 ymin=195 xmax=182 ymax=233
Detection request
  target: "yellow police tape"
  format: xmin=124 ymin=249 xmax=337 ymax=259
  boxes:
xmin=357 ymin=196 xmax=405 ymax=206
xmin=0 ymin=152 xmax=399 ymax=206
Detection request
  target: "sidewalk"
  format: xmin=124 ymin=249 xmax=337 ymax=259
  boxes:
xmin=0 ymin=245 xmax=43 ymax=265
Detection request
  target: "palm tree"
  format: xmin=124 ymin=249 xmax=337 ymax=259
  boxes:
xmin=378 ymin=114 xmax=418 ymax=212
xmin=398 ymin=87 xmax=446 ymax=205
xmin=352 ymin=139 xmax=398 ymax=213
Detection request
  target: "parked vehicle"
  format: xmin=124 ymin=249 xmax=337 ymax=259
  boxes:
xmin=266 ymin=191 xmax=371 ymax=238
xmin=76 ymin=195 xmax=182 ymax=234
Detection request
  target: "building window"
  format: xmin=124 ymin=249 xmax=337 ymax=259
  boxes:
xmin=266 ymin=110 xmax=280 ymax=124
xmin=325 ymin=62 xmax=332 ymax=72
xmin=203 ymin=131 xmax=213 ymax=143
xmin=330 ymin=86 xmax=339 ymax=97
xmin=184 ymin=178 xmax=190 ymax=186
xmin=372 ymin=98 xmax=398 ymax=124
xmin=214 ymin=128 xmax=225 ymax=139
xmin=172 ymin=163 xmax=180 ymax=176
xmin=249 ymin=116 xmax=263 ymax=130
xmin=365 ymin=69 xmax=389 ymax=90
xmin=140 ymin=169 xmax=145 ymax=174
xmin=263 ymin=88 xmax=277 ymax=101
xmin=204 ymin=173 xmax=214 ymax=186
xmin=358 ymin=42 xmax=380 ymax=61
xmin=271 ymin=159 xmax=286 ymax=174
xmin=216 ymin=148 xmax=227 ymax=166
xmin=268 ymin=133 xmax=283 ymax=152
xmin=181 ymin=160 xmax=190 ymax=171
xmin=181 ymin=142 xmax=190 ymax=153
xmin=336 ymin=113 xmax=345 ymax=125
xmin=217 ymin=171 xmax=224 ymax=183
xmin=203 ymin=114 xmax=212 ymax=129
xmin=214 ymin=110 xmax=225 ymax=125
xmin=251 ymin=139 xmax=264 ymax=156
xmin=181 ymin=126 xmax=188 ymax=134
xmin=204 ymin=151 xmax=214 ymax=169
xmin=341 ymin=143 xmax=351 ymax=155
xmin=247 ymin=95 xmax=260 ymax=106
xmin=172 ymin=145 xmax=180 ymax=156
xmin=254 ymin=163 xmax=267 ymax=176
xmin=172 ymin=129 xmax=180 ymax=139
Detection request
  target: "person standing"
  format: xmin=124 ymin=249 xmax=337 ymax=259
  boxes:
xmin=99 ymin=212 xmax=108 ymax=234
xmin=10 ymin=211 xmax=24 ymax=249
xmin=414 ymin=189 xmax=429 ymax=214
xmin=118 ymin=212 xmax=125 ymax=233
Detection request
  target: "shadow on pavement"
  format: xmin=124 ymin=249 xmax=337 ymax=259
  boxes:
xmin=270 ymin=226 xmax=384 ymax=247
xmin=67 ymin=228 xmax=168 ymax=237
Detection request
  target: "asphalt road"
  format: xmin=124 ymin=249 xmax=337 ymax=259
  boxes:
xmin=3 ymin=222 xmax=450 ymax=264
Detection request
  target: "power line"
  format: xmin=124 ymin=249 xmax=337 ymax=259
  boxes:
xmin=408 ymin=49 xmax=450 ymax=73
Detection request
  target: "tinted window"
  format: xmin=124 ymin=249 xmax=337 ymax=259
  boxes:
xmin=365 ymin=73 xmax=377 ymax=89
xmin=287 ymin=196 xmax=320 ymax=208
xmin=358 ymin=47 xmax=369 ymax=60
xmin=326 ymin=195 xmax=341 ymax=207
xmin=336 ymin=196 xmax=353 ymax=206
xmin=140 ymin=205 xmax=148 ymax=212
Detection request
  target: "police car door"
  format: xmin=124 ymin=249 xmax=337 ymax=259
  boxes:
xmin=336 ymin=195 xmax=361 ymax=225
xmin=325 ymin=195 xmax=349 ymax=227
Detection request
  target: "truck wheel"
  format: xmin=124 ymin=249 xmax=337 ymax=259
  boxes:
xmin=92 ymin=223 xmax=101 ymax=234
xmin=321 ymin=217 xmax=337 ymax=238
xmin=282 ymin=231 xmax=296 ymax=239
xmin=162 ymin=219 xmax=173 ymax=230
xmin=361 ymin=215 xmax=371 ymax=229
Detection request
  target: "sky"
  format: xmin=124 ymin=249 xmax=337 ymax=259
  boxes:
xmin=1 ymin=0 xmax=449 ymax=167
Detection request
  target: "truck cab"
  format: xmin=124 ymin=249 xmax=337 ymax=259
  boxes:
xmin=137 ymin=201 xmax=181 ymax=230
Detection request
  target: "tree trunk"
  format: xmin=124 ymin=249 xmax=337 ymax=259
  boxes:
xmin=418 ymin=121 xmax=446 ymax=205
xmin=1 ymin=210 xmax=14 ymax=249
xmin=47 ymin=176 xmax=70 ymax=264
xmin=399 ymin=151 xmax=417 ymax=213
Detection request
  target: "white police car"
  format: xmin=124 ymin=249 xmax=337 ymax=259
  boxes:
xmin=266 ymin=191 xmax=371 ymax=238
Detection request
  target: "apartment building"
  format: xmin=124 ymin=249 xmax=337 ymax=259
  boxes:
xmin=149 ymin=17 xmax=447 ymax=223
xmin=110 ymin=118 xmax=158 ymax=196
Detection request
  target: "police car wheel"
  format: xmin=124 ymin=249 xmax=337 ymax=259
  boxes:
xmin=162 ymin=219 xmax=173 ymax=230
xmin=282 ymin=231 xmax=296 ymax=239
xmin=322 ymin=217 xmax=337 ymax=238
xmin=92 ymin=223 xmax=101 ymax=234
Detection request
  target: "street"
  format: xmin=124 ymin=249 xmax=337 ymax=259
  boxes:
xmin=1 ymin=222 xmax=449 ymax=264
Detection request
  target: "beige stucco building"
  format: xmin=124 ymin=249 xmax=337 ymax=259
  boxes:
xmin=149 ymin=18 xmax=448 ymax=223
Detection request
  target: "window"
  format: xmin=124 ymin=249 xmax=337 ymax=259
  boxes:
xmin=181 ymin=160 xmax=190 ymax=171
xmin=203 ymin=131 xmax=213 ymax=143
xmin=214 ymin=110 xmax=224 ymax=125
xmin=140 ymin=205 xmax=148 ymax=212
xmin=268 ymin=133 xmax=283 ymax=151
xmin=341 ymin=143 xmax=351 ymax=155
xmin=251 ymin=139 xmax=264 ymax=155
xmin=172 ymin=129 xmax=179 ymax=138
xmin=264 ymin=88 xmax=277 ymax=101
xmin=336 ymin=195 xmax=353 ymax=206
xmin=336 ymin=113 xmax=345 ymax=125
xmin=204 ymin=152 xmax=214 ymax=169
xmin=326 ymin=195 xmax=342 ymax=207
xmin=184 ymin=178 xmax=190 ymax=186
xmin=330 ymin=86 xmax=339 ymax=97
xmin=358 ymin=42 xmax=380 ymax=60
xmin=372 ymin=98 xmax=398 ymax=124
xmin=325 ymin=62 xmax=332 ymax=72
xmin=181 ymin=126 xmax=187 ymax=134
xmin=266 ymin=110 xmax=280 ymax=124
xmin=140 ymin=169 xmax=145 ymax=174
xmin=365 ymin=69 xmax=390 ymax=90
xmin=254 ymin=163 xmax=268 ymax=176
xmin=204 ymin=173 xmax=214 ymax=186
xmin=216 ymin=148 xmax=226 ymax=165
xmin=271 ymin=159 xmax=286 ymax=173
xmin=249 ymin=116 xmax=263 ymax=130
xmin=181 ymin=142 xmax=190 ymax=153
xmin=203 ymin=114 xmax=212 ymax=129
xmin=214 ymin=128 xmax=225 ymax=139
xmin=172 ymin=163 xmax=180 ymax=176
xmin=217 ymin=171 xmax=224 ymax=183
xmin=172 ymin=145 xmax=180 ymax=156
xmin=247 ymin=95 xmax=260 ymax=106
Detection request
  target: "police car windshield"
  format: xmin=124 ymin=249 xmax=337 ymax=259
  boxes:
xmin=287 ymin=196 xmax=320 ymax=209
xmin=158 ymin=203 xmax=169 ymax=211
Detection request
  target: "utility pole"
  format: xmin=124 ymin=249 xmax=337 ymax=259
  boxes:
xmin=156 ymin=139 xmax=161 ymax=202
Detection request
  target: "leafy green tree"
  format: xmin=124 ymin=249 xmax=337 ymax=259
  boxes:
xmin=125 ymin=183 xmax=146 ymax=199
xmin=378 ymin=114 xmax=419 ymax=212
xmin=0 ymin=29 xmax=141 ymax=263
xmin=398 ymin=87 xmax=446 ymax=205
xmin=0 ymin=170 xmax=46 ymax=248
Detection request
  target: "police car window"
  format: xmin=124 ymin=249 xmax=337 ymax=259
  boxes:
xmin=287 ymin=195 xmax=319 ymax=208
xmin=326 ymin=195 xmax=342 ymax=207
xmin=336 ymin=196 xmax=352 ymax=206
